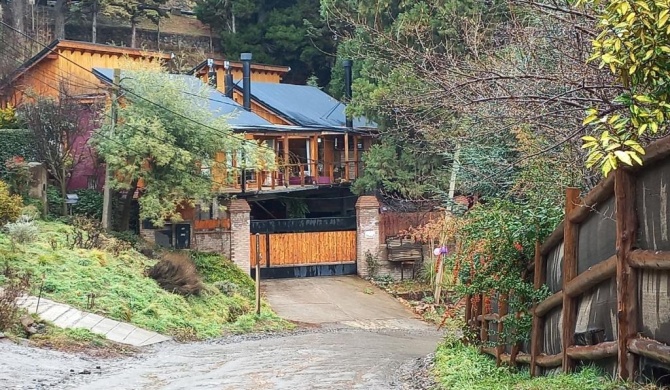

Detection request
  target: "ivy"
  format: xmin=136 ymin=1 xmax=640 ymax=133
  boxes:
xmin=0 ymin=130 xmax=36 ymax=178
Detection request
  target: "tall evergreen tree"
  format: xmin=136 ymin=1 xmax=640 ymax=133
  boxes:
xmin=195 ymin=0 xmax=334 ymax=85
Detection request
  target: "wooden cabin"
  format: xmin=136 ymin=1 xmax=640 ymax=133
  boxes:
xmin=0 ymin=40 xmax=290 ymax=108
xmin=189 ymin=55 xmax=377 ymax=195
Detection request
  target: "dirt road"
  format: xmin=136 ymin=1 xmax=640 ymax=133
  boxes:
xmin=1 ymin=276 xmax=442 ymax=389
xmin=2 ymin=327 xmax=440 ymax=390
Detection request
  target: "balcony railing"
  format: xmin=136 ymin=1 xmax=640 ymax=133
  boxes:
xmin=210 ymin=159 xmax=364 ymax=193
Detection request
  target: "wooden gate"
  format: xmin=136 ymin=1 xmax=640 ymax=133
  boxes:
xmin=249 ymin=217 xmax=357 ymax=278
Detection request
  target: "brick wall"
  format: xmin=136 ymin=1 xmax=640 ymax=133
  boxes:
xmin=192 ymin=231 xmax=231 ymax=258
xmin=356 ymin=196 xmax=381 ymax=278
xmin=356 ymin=196 xmax=423 ymax=281
xmin=228 ymin=199 xmax=251 ymax=275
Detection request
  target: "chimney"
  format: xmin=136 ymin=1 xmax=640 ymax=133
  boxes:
xmin=223 ymin=61 xmax=234 ymax=98
xmin=240 ymin=53 xmax=252 ymax=111
xmin=206 ymin=58 xmax=217 ymax=88
xmin=343 ymin=59 xmax=353 ymax=128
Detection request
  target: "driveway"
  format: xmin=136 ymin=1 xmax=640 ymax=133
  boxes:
xmin=263 ymin=275 xmax=434 ymax=331
xmin=1 ymin=276 xmax=443 ymax=390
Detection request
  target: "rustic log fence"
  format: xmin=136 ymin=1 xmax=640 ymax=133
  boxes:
xmin=466 ymin=137 xmax=670 ymax=381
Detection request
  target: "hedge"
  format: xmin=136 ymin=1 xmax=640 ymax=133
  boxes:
xmin=0 ymin=129 xmax=36 ymax=177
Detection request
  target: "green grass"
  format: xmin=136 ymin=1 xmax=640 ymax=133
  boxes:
xmin=0 ymin=221 xmax=291 ymax=340
xmin=434 ymin=339 xmax=656 ymax=390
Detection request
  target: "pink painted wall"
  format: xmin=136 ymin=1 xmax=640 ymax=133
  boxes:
xmin=67 ymin=107 xmax=105 ymax=192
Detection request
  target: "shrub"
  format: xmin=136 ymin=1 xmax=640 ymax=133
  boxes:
xmin=0 ymin=181 xmax=22 ymax=225
xmin=147 ymin=252 xmax=203 ymax=296
xmin=0 ymin=129 xmax=35 ymax=178
xmin=0 ymin=264 xmax=31 ymax=331
xmin=72 ymin=189 xmax=103 ymax=220
xmin=46 ymin=186 xmax=63 ymax=218
xmin=4 ymin=156 xmax=31 ymax=197
xmin=20 ymin=205 xmax=41 ymax=220
xmin=67 ymin=216 xmax=105 ymax=250
xmin=109 ymin=230 xmax=140 ymax=248
xmin=5 ymin=215 xmax=39 ymax=244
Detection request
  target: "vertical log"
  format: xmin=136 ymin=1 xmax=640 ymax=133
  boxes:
xmin=353 ymin=135 xmax=359 ymax=178
xmin=310 ymin=135 xmax=318 ymax=180
xmin=496 ymin=294 xmax=508 ymax=367
xmin=562 ymin=187 xmax=580 ymax=373
xmin=465 ymin=294 xmax=473 ymax=328
xmin=615 ymin=169 xmax=638 ymax=380
xmin=283 ymin=134 xmax=289 ymax=187
xmin=481 ymin=294 xmax=489 ymax=344
xmin=531 ymin=241 xmax=545 ymax=376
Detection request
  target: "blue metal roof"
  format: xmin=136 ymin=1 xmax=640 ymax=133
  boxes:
xmin=236 ymin=81 xmax=377 ymax=129
xmin=92 ymin=68 xmax=272 ymax=127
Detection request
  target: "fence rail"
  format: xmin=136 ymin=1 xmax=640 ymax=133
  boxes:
xmin=466 ymin=136 xmax=670 ymax=381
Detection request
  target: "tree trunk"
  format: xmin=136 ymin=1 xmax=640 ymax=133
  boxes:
xmin=131 ymin=20 xmax=137 ymax=48
xmin=10 ymin=0 xmax=25 ymax=34
xmin=91 ymin=0 xmax=97 ymax=43
xmin=118 ymin=180 xmax=138 ymax=231
xmin=232 ymin=13 xmax=236 ymax=33
xmin=156 ymin=19 xmax=160 ymax=49
xmin=54 ymin=0 xmax=66 ymax=39
xmin=60 ymin=169 xmax=68 ymax=216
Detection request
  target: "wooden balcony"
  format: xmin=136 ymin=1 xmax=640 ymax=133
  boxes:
xmin=212 ymin=159 xmax=364 ymax=194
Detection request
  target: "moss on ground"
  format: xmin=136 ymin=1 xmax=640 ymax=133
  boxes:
xmin=0 ymin=221 xmax=291 ymax=340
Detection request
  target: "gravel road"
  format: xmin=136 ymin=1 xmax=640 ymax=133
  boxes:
xmin=1 ymin=327 xmax=441 ymax=390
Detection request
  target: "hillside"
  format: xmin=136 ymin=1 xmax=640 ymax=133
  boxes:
xmin=0 ymin=221 xmax=289 ymax=340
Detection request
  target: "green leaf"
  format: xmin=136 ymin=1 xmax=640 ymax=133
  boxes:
xmin=614 ymin=150 xmax=633 ymax=165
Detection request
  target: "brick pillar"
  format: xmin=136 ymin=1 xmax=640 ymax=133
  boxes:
xmin=356 ymin=195 xmax=381 ymax=278
xmin=228 ymin=199 xmax=251 ymax=275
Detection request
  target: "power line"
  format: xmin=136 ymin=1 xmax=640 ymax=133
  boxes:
xmin=0 ymin=20 xmax=283 ymax=157
xmin=0 ymin=43 xmax=231 ymax=189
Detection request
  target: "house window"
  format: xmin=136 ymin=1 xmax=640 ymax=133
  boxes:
xmin=87 ymin=175 xmax=98 ymax=190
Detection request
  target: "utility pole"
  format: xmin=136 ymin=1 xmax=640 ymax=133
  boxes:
xmin=102 ymin=68 xmax=120 ymax=230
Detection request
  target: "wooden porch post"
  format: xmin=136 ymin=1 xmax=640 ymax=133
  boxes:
xmin=344 ymin=132 xmax=350 ymax=181
xmin=561 ymin=187 xmax=580 ymax=373
xmin=615 ymin=168 xmax=638 ymax=380
xmin=283 ymin=134 xmax=289 ymax=186
xmin=310 ymin=135 xmax=318 ymax=182
xmin=353 ymin=135 xmax=359 ymax=179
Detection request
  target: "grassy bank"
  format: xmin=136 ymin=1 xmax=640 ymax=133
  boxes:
xmin=0 ymin=221 xmax=290 ymax=340
xmin=433 ymin=339 xmax=657 ymax=390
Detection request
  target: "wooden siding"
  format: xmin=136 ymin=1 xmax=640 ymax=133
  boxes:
xmin=4 ymin=44 xmax=166 ymax=106
xmin=250 ymin=231 xmax=356 ymax=267
xmin=380 ymin=211 xmax=443 ymax=242
xmin=193 ymin=218 xmax=231 ymax=231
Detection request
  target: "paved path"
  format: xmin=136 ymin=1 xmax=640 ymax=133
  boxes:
xmin=17 ymin=296 xmax=171 ymax=347
xmin=262 ymin=275 xmax=432 ymax=331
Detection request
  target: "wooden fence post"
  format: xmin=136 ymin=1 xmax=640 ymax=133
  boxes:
xmin=562 ymin=187 xmax=580 ymax=373
xmin=496 ymin=294 xmax=508 ymax=367
xmin=530 ymin=241 xmax=545 ymax=376
xmin=615 ymin=169 xmax=638 ymax=380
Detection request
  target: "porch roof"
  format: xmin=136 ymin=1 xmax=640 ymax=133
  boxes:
xmin=234 ymin=81 xmax=377 ymax=130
